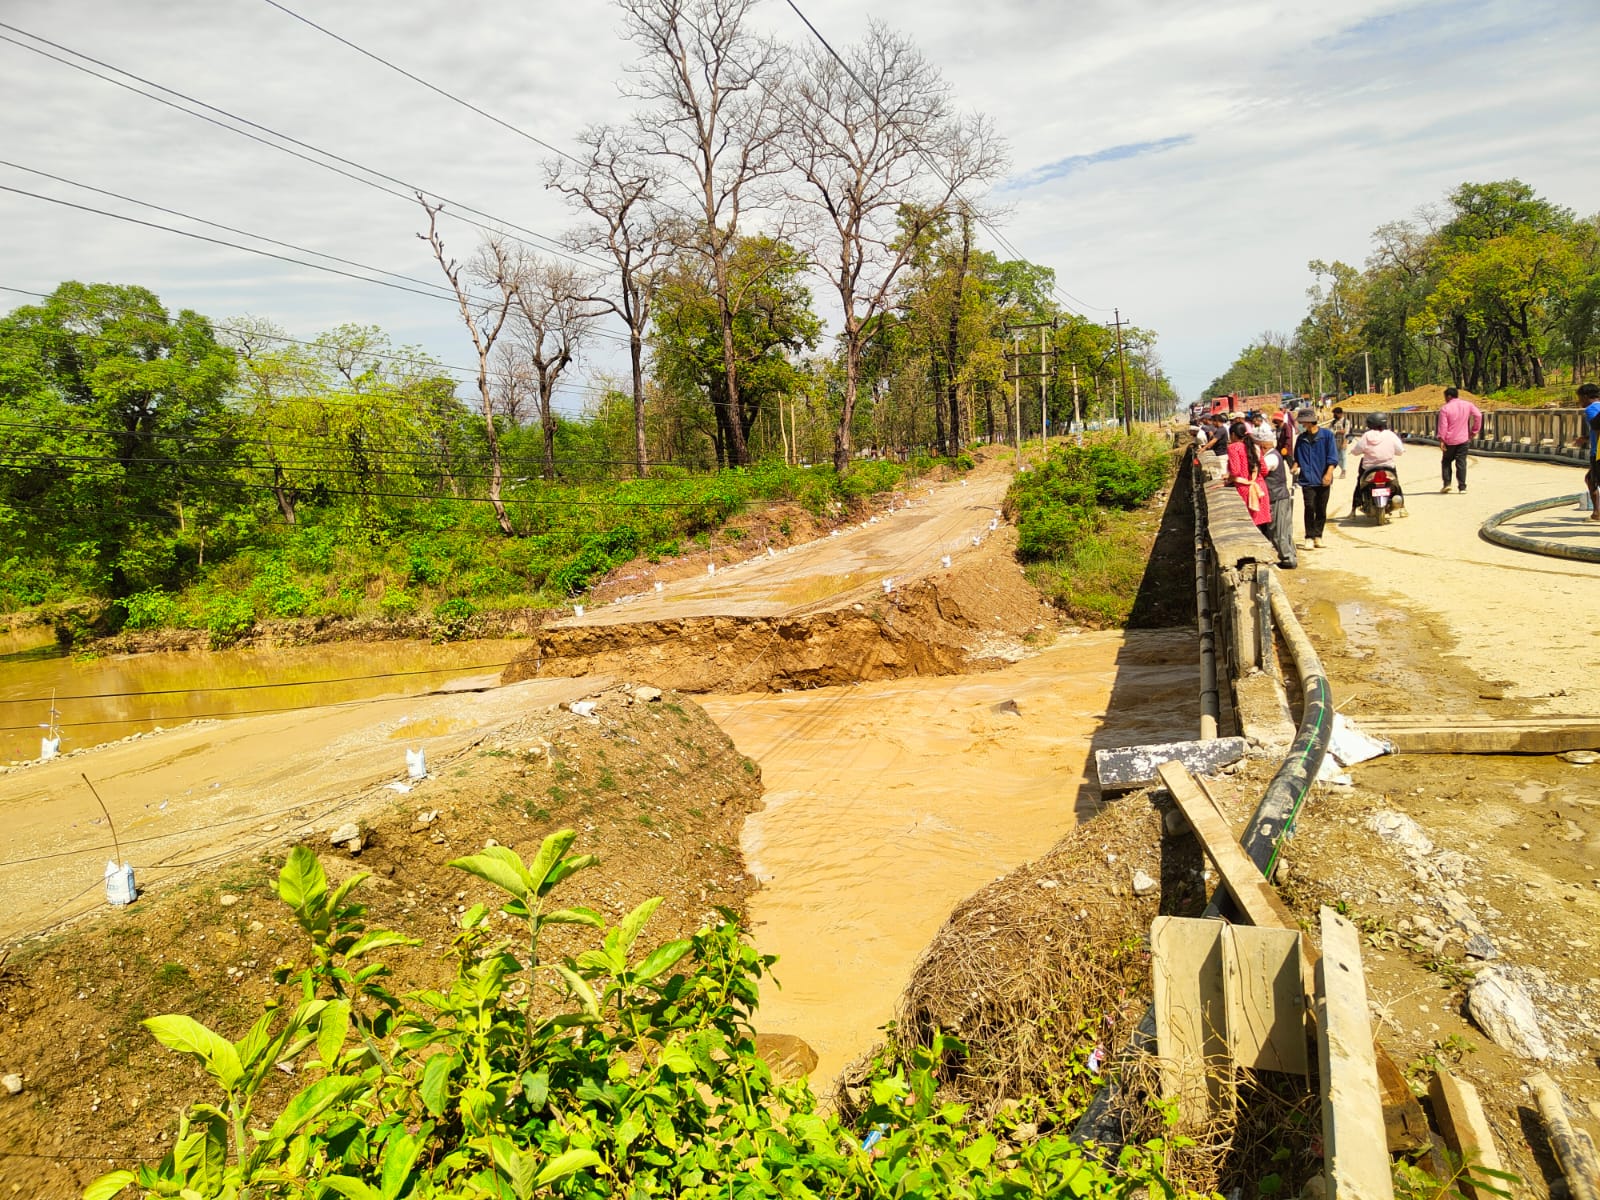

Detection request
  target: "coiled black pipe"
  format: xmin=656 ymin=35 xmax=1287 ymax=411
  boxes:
xmin=1479 ymin=494 xmax=1600 ymax=565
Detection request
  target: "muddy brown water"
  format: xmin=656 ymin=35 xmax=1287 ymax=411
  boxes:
xmin=0 ymin=629 xmax=531 ymax=763
xmin=703 ymin=628 xmax=1198 ymax=1084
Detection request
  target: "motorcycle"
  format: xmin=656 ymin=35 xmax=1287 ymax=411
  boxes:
xmin=1353 ymin=462 xmax=1405 ymax=525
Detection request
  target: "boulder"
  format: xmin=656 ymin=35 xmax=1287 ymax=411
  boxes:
xmin=633 ymin=686 xmax=664 ymax=703
xmin=1466 ymin=969 xmax=1550 ymax=1061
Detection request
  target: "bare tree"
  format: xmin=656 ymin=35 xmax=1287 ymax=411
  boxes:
xmin=511 ymin=259 xmax=599 ymax=480
xmin=493 ymin=342 xmax=546 ymax=430
xmin=418 ymin=196 xmax=520 ymax=534
xmin=787 ymin=22 xmax=1006 ymax=469
xmin=548 ymin=125 xmax=675 ymax=477
xmin=619 ymin=0 xmax=787 ymax=467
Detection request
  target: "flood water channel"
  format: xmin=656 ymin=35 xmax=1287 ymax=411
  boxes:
xmin=0 ymin=628 xmax=531 ymax=764
xmin=1 ymin=623 xmax=1197 ymax=1088
xmin=703 ymin=628 xmax=1198 ymax=1084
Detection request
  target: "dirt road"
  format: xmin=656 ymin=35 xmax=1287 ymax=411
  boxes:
xmin=553 ymin=469 xmax=1011 ymax=626
xmin=1290 ymin=453 xmax=1600 ymax=710
xmin=0 ymin=674 xmax=606 ymax=943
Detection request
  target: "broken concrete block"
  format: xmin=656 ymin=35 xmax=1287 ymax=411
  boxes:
xmin=1095 ymin=736 xmax=1248 ymax=792
xmin=1467 ymin=969 xmax=1550 ymax=1061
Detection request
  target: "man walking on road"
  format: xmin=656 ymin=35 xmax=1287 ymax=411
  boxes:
xmin=1578 ymin=381 xmax=1600 ymax=521
xmin=1292 ymin=408 xmax=1339 ymax=549
xmin=1436 ymin=386 xmax=1483 ymax=493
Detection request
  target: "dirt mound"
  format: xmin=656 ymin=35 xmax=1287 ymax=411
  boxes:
xmin=1343 ymin=384 xmax=1483 ymax=412
xmin=0 ymin=687 xmax=760 ymax=1199
xmin=501 ymin=529 xmax=1055 ymax=693
xmin=887 ymin=790 xmax=1202 ymax=1115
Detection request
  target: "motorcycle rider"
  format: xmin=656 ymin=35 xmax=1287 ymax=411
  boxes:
xmin=1350 ymin=412 xmax=1407 ymax=514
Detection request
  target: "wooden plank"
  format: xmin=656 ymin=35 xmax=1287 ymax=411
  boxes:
xmin=1095 ymin=736 xmax=1248 ymax=792
xmin=1375 ymin=1048 xmax=1431 ymax=1152
xmin=1159 ymin=760 xmax=1303 ymax=933
xmin=1359 ymin=715 xmax=1600 ymax=755
xmin=1427 ymin=1071 xmax=1506 ymax=1199
xmin=1168 ymin=761 xmax=1429 ymax=1151
xmin=1151 ymin=916 xmax=1232 ymax=1126
xmin=1317 ymin=907 xmax=1395 ymax=1200
xmin=1526 ymin=1072 xmax=1600 ymax=1200
xmin=1222 ymin=925 xmax=1307 ymax=1074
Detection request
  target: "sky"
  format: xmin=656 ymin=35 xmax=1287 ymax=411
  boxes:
xmin=1 ymin=0 xmax=1596 ymax=405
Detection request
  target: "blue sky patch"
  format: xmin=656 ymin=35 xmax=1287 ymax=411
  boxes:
xmin=1005 ymin=134 xmax=1194 ymax=191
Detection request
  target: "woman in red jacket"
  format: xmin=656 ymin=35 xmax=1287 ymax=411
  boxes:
xmin=1225 ymin=420 xmax=1273 ymax=539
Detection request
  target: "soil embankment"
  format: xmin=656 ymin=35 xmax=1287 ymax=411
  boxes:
xmin=0 ymin=684 xmax=761 ymax=1199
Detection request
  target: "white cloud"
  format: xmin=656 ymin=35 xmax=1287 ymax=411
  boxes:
xmin=1 ymin=0 xmax=1595 ymax=405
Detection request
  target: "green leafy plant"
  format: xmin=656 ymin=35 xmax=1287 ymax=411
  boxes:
xmin=90 ymin=831 xmax=1206 ymax=1200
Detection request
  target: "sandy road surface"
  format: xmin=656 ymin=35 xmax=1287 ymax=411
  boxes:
xmin=554 ymin=469 xmax=1011 ymax=627
xmin=0 ymin=674 xmax=604 ymax=944
xmin=1288 ymin=453 xmax=1600 ymax=710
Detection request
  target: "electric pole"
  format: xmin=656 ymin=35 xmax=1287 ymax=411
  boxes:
xmin=1004 ymin=319 xmax=1058 ymax=466
xmin=1070 ymin=361 xmax=1082 ymax=446
xmin=1012 ymin=332 xmax=1021 ymax=469
xmin=1040 ymin=325 xmax=1050 ymax=449
xmin=1364 ymin=350 xmax=1372 ymax=395
xmin=1112 ymin=308 xmax=1133 ymax=435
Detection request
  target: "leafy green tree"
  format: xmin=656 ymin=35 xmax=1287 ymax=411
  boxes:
xmin=0 ymin=281 xmax=238 ymax=596
xmin=649 ymin=236 xmax=820 ymax=467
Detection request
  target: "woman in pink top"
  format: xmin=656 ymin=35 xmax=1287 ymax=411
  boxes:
xmin=1225 ymin=420 xmax=1273 ymax=535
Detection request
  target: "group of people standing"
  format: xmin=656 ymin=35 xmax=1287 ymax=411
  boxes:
xmin=1194 ymin=402 xmax=1415 ymax=568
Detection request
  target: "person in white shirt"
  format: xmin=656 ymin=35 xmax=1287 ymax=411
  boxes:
xmin=1351 ymin=412 xmax=1406 ymax=469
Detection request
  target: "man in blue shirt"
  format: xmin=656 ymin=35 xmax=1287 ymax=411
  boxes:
xmin=1578 ymin=382 xmax=1600 ymax=522
xmin=1292 ymin=408 xmax=1340 ymax=548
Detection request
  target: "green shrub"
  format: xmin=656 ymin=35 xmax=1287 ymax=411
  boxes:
xmin=89 ymin=836 xmax=1207 ymax=1200
xmin=124 ymin=589 xmax=177 ymax=631
xmin=203 ymin=594 xmax=254 ymax=648
xmin=431 ymin=596 xmax=478 ymax=641
xmin=378 ymin=588 xmax=417 ymax=618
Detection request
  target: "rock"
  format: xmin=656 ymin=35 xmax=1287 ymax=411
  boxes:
xmin=991 ymin=699 xmax=1021 ymax=717
xmin=1466 ymin=969 xmax=1550 ymax=1061
xmin=1131 ymin=869 xmax=1158 ymax=897
xmin=753 ymin=1032 xmax=818 ymax=1081
xmin=567 ymin=700 xmax=599 ymax=718
xmin=1464 ymin=934 xmax=1499 ymax=961
xmin=1163 ymin=809 xmax=1189 ymax=836
xmin=329 ymin=822 xmax=360 ymax=845
xmin=1559 ymin=749 xmax=1599 ymax=765
xmin=1368 ymin=810 xmax=1434 ymax=856
xmin=1 ymin=1074 xmax=21 ymax=1096
xmin=413 ymin=810 xmax=438 ymax=829
xmin=218 ymin=894 xmax=239 ymax=908
xmin=633 ymin=686 xmax=663 ymax=703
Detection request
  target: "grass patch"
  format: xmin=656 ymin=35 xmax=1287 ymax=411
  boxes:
xmin=1006 ymin=433 xmax=1174 ymax=628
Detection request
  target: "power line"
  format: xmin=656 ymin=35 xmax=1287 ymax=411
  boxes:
xmin=261 ymin=0 xmax=584 ymax=168
xmin=0 ymin=182 xmax=475 ymax=306
xmin=0 ymin=462 xmax=758 ymax=509
xmin=0 ymin=159 xmax=457 ymax=299
xmin=0 ymin=416 xmax=678 ymax=469
xmin=0 ymin=660 xmax=518 ymax=706
xmin=0 ymin=23 xmax=610 ymax=275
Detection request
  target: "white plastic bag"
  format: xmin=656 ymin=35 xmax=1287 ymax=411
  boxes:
xmin=406 ymin=748 xmax=427 ymax=780
xmin=104 ymin=860 xmax=137 ymax=906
